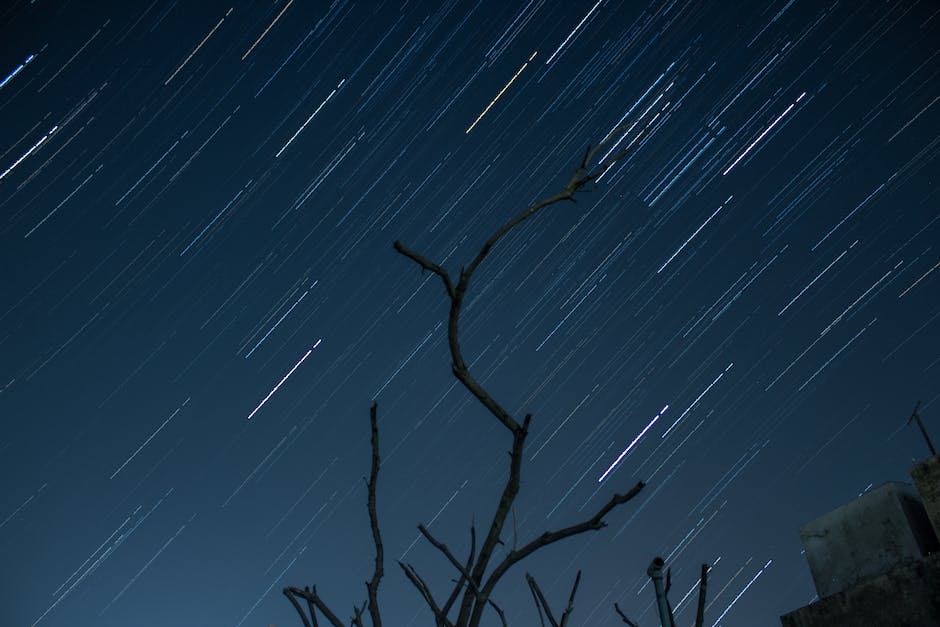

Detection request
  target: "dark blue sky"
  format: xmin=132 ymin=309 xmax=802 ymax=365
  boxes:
xmin=1 ymin=1 xmax=938 ymax=625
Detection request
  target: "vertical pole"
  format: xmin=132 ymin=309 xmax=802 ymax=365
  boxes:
xmin=908 ymin=401 xmax=937 ymax=457
xmin=647 ymin=557 xmax=673 ymax=627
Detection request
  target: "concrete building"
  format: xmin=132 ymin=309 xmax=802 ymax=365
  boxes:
xmin=780 ymin=455 xmax=940 ymax=626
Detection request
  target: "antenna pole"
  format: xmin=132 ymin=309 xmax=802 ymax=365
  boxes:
xmin=908 ymin=401 xmax=937 ymax=457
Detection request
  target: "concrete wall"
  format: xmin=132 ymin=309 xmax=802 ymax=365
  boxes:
xmin=798 ymin=482 xmax=938 ymax=598
xmin=911 ymin=455 xmax=940 ymax=541
xmin=780 ymin=552 xmax=940 ymax=627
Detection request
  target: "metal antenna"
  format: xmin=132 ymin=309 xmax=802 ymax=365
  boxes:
xmin=907 ymin=401 xmax=937 ymax=457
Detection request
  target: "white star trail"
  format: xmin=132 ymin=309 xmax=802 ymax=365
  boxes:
xmin=246 ymin=340 xmax=320 ymax=420
xmin=276 ymin=78 xmax=345 ymax=157
xmin=723 ymin=92 xmax=806 ymax=176
xmin=658 ymin=196 xmax=732 ymax=273
xmin=598 ymin=404 xmax=669 ymax=482
xmin=165 ymin=7 xmax=234 ymax=85
xmin=466 ymin=51 xmax=537 ymax=134
xmin=0 ymin=53 xmax=35 ymax=90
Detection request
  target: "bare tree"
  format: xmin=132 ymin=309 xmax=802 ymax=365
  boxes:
xmin=284 ymin=129 xmax=647 ymax=626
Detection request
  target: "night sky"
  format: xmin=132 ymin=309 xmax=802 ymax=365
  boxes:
xmin=2 ymin=1 xmax=938 ymax=625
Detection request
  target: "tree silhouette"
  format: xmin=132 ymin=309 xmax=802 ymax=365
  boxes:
xmin=283 ymin=128 xmax=647 ymax=627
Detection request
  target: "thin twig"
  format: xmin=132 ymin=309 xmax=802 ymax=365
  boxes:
xmin=614 ymin=602 xmax=639 ymax=627
xmin=526 ymin=573 xmax=558 ymax=627
xmin=559 ymin=570 xmax=582 ymax=627
xmin=442 ymin=525 xmax=476 ymax=616
xmin=527 ymin=574 xmax=547 ymax=627
xmin=418 ymin=524 xmax=481 ymax=594
xmin=488 ymin=598 xmax=508 ymax=627
xmin=399 ymin=562 xmax=451 ymax=627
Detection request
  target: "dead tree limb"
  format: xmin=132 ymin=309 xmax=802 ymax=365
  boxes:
xmin=613 ymin=602 xmax=639 ymax=627
xmin=475 ymin=481 xmax=644 ymax=618
xmin=694 ymin=563 xmax=708 ymax=627
xmin=525 ymin=570 xmax=580 ymax=627
xmin=285 ymin=127 xmax=645 ymax=627
xmin=559 ymin=570 xmax=582 ymax=627
xmin=284 ymin=586 xmax=345 ymax=627
xmin=441 ymin=526 xmax=476 ymax=617
xmin=526 ymin=573 xmax=558 ymax=627
xmin=283 ymin=587 xmax=314 ymax=627
xmin=365 ymin=402 xmax=383 ymax=627
xmin=399 ymin=561 xmax=451 ymax=627
xmin=488 ymin=598 xmax=508 ymax=627
xmin=393 ymin=130 xmax=645 ymax=626
xmin=418 ymin=524 xmax=481 ymax=595
xmin=283 ymin=404 xmax=385 ymax=627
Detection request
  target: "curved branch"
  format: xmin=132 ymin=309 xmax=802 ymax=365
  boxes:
xmin=283 ymin=588 xmax=314 ymax=627
xmin=393 ymin=127 xmax=643 ymax=627
xmin=365 ymin=402 xmax=383 ymax=627
xmin=488 ymin=598 xmax=508 ymax=627
xmin=393 ymin=241 xmax=455 ymax=299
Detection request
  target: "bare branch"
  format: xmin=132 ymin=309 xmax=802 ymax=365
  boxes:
xmin=559 ymin=570 xmax=582 ymax=627
xmin=442 ymin=525 xmax=476 ymax=617
xmin=306 ymin=588 xmax=322 ymax=627
xmin=392 ymin=241 xmax=456 ymax=299
xmin=613 ymin=602 xmax=639 ymax=627
xmin=365 ymin=402 xmax=383 ymax=627
xmin=480 ymin=481 xmax=645 ymax=601
xmin=418 ymin=524 xmax=480 ymax=595
xmin=394 ymin=120 xmax=639 ymax=441
xmin=398 ymin=561 xmax=451 ymax=627
xmin=458 ymin=414 xmax=532 ymax=624
xmin=351 ymin=602 xmax=366 ymax=627
xmin=283 ymin=588 xmax=314 ymax=627
xmin=695 ymin=564 xmax=709 ymax=627
xmin=528 ymin=575 xmax=547 ymax=627
xmin=524 ymin=568 xmax=581 ymax=627
xmin=526 ymin=573 xmax=559 ymax=627
xmin=488 ymin=598 xmax=508 ymax=627
xmin=285 ymin=586 xmax=345 ymax=627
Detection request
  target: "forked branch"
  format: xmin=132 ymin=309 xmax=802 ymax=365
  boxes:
xmin=394 ymin=130 xmax=645 ymax=627
xmin=526 ymin=570 xmax=581 ymax=627
xmin=284 ymin=586 xmax=345 ymax=627
xmin=286 ymin=127 xmax=646 ymax=627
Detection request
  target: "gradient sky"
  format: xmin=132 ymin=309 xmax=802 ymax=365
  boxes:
xmin=1 ymin=1 xmax=938 ymax=626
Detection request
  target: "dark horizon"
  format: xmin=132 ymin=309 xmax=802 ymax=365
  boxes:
xmin=1 ymin=1 xmax=938 ymax=626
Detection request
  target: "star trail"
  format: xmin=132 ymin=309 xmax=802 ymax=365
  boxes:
xmin=1 ymin=1 xmax=938 ymax=626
